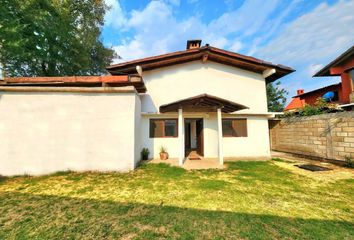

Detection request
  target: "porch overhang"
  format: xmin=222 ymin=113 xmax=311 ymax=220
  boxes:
xmin=159 ymin=94 xmax=248 ymax=113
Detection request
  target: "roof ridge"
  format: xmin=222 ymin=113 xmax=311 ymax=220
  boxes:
xmin=106 ymin=45 xmax=295 ymax=71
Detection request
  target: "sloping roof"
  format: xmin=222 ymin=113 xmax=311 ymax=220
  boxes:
xmin=313 ymin=45 xmax=354 ymax=77
xmin=293 ymin=83 xmax=341 ymax=98
xmin=107 ymin=45 xmax=294 ymax=83
xmin=3 ymin=76 xmax=128 ymax=84
xmin=159 ymin=94 xmax=248 ymax=113
xmin=284 ymin=97 xmax=305 ymax=111
xmin=0 ymin=75 xmax=147 ymax=93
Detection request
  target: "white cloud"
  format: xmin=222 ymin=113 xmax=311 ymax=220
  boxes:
xmin=256 ymin=0 xmax=354 ymax=100
xmin=308 ymin=64 xmax=323 ymax=76
xmin=257 ymin=0 xmax=354 ymax=67
xmin=229 ymin=41 xmax=243 ymax=52
xmin=166 ymin=0 xmax=180 ymax=6
xmin=208 ymin=0 xmax=279 ymax=37
xmin=104 ymin=0 xmax=126 ymax=28
xmin=105 ymin=0 xmax=281 ymax=62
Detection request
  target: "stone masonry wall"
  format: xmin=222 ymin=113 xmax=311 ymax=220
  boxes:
xmin=269 ymin=112 xmax=354 ymax=161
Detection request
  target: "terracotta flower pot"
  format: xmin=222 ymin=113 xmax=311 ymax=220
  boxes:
xmin=159 ymin=152 xmax=169 ymax=160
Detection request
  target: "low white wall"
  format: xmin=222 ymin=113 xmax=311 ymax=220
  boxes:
xmin=133 ymin=94 xmax=142 ymax=167
xmin=0 ymin=91 xmax=139 ymax=176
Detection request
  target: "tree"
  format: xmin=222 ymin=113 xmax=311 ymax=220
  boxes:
xmin=0 ymin=0 xmax=116 ymax=77
xmin=266 ymin=81 xmax=288 ymax=112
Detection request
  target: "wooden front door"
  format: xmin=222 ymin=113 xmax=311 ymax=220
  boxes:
xmin=196 ymin=119 xmax=204 ymax=156
xmin=184 ymin=122 xmax=191 ymax=150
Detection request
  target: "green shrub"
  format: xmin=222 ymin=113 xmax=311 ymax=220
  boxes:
xmin=344 ymin=156 xmax=354 ymax=168
xmin=284 ymin=97 xmax=340 ymax=118
xmin=141 ymin=148 xmax=150 ymax=160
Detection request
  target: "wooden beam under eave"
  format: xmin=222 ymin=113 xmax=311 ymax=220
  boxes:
xmin=202 ymin=54 xmax=208 ymax=63
xmin=330 ymin=66 xmax=344 ymax=75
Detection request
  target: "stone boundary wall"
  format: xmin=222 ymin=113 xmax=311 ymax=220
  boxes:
xmin=269 ymin=112 xmax=354 ymax=161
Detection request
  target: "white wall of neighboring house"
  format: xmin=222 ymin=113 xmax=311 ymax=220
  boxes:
xmin=0 ymin=90 xmax=140 ymax=176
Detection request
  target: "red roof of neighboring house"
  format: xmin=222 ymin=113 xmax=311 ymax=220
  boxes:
xmin=284 ymin=97 xmax=305 ymax=111
xmin=0 ymin=75 xmax=147 ymax=93
xmin=313 ymin=45 xmax=354 ymax=77
xmin=106 ymin=45 xmax=295 ymax=83
xmin=293 ymin=83 xmax=341 ymax=99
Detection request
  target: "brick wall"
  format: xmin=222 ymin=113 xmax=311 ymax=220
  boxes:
xmin=269 ymin=112 xmax=354 ymax=161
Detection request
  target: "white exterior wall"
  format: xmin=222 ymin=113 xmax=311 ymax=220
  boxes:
xmin=140 ymin=60 xmax=271 ymax=159
xmin=204 ymin=115 xmax=271 ymax=158
xmin=141 ymin=116 xmax=180 ymax=159
xmin=0 ymin=91 xmax=140 ymax=176
xmin=140 ymin=61 xmax=268 ymax=113
xmin=133 ymin=94 xmax=142 ymax=167
xmin=141 ymin=114 xmax=271 ymax=159
xmin=222 ymin=116 xmax=270 ymax=158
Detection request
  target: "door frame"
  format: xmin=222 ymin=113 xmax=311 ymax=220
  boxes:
xmin=184 ymin=118 xmax=204 ymax=157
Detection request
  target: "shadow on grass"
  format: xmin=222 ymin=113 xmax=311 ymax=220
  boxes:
xmin=0 ymin=175 xmax=7 ymax=184
xmin=0 ymin=192 xmax=353 ymax=239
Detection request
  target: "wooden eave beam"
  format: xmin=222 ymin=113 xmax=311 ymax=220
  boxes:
xmin=202 ymin=54 xmax=209 ymax=63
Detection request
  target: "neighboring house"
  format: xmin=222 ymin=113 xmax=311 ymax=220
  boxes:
xmin=0 ymin=40 xmax=294 ymax=176
xmin=313 ymin=45 xmax=354 ymax=104
xmin=284 ymin=89 xmax=306 ymax=111
xmin=285 ymin=83 xmax=342 ymax=111
xmin=285 ymin=45 xmax=354 ymax=111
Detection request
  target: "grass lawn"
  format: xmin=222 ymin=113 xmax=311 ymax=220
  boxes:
xmin=0 ymin=159 xmax=353 ymax=239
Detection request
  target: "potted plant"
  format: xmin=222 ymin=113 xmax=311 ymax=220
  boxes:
xmin=141 ymin=148 xmax=150 ymax=161
xmin=159 ymin=146 xmax=169 ymax=160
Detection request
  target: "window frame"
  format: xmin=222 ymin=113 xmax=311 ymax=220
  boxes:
xmin=222 ymin=118 xmax=248 ymax=138
xmin=149 ymin=118 xmax=178 ymax=138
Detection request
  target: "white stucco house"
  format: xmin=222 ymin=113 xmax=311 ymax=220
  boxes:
xmin=0 ymin=40 xmax=294 ymax=176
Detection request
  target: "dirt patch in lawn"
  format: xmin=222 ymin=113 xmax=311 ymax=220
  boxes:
xmin=272 ymin=158 xmax=354 ymax=182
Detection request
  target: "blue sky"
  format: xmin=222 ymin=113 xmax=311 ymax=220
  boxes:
xmin=103 ymin=0 xmax=354 ymax=102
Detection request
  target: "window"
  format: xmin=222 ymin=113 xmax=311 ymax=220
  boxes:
xmin=222 ymin=119 xmax=247 ymax=137
xmin=149 ymin=119 xmax=178 ymax=138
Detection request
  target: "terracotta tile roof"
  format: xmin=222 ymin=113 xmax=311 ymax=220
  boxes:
xmin=0 ymin=75 xmax=147 ymax=93
xmin=293 ymin=83 xmax=341 ymax=98
xmin=106 ymin=45 xmax=295 ymax=83
xmin=284 ymin=97 xmax=305 ymax=111
xmin=3 ymin=76 xmax=129 ymax=83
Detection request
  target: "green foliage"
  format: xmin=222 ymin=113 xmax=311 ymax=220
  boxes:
xmin=266 ymin=81 xmax=289 ymax=112
xmin=141 ymin=148 xmax=150 ymax=160
xmin=159 ymin=146 xmax=167 ymax=153
xmin=344 ymin=156 xmax=354 ymax=168
xmin=284 ymin=97 xmax=340 ymax=117
xmin=0 ymin=0 xmax=116 ymax=77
